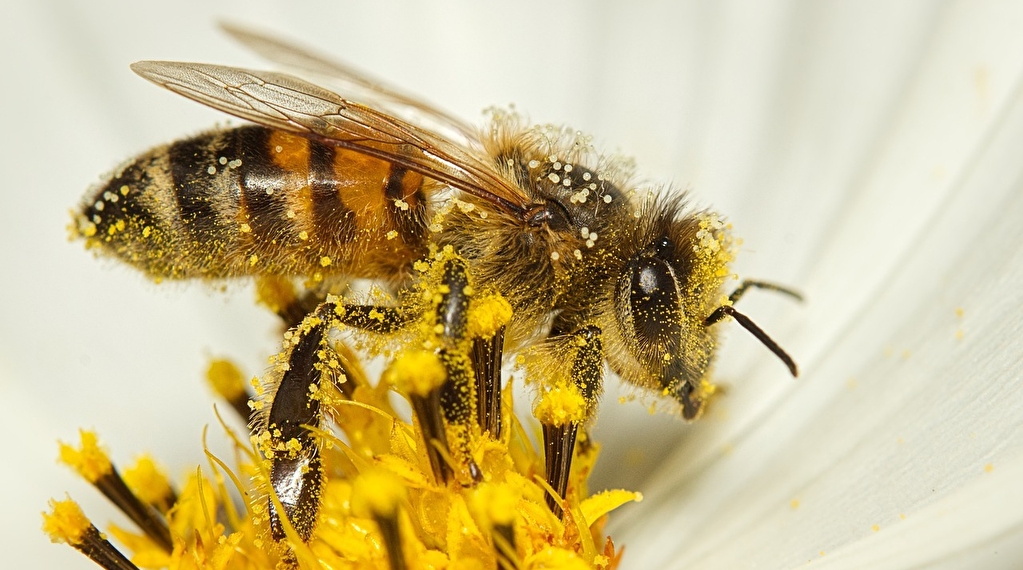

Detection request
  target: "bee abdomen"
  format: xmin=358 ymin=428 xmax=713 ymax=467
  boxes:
xmin=75 ymin=125 xmax=429 ymax=280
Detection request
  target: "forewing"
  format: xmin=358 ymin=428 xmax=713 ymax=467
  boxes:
xmin=219 ymin=22 xmax=478 ymax=144
xmin=131 ymin=61 xmax=529 ymax=214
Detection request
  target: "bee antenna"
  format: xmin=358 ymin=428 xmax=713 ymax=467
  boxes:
xmin=704 ymin=305 xmax=798 ymax=377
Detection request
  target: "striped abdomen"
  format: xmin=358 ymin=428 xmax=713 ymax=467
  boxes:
xmin=76 ymin=125 xmax=431 ymax=280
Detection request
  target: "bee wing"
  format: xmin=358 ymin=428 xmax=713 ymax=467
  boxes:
xmin=219 ymin=22 xmax=478 ymax=145
xmin=131 ymin=61 xmax=530 ymax=215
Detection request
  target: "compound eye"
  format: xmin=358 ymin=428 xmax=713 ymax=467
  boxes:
xmin=624 ymin=255 xmax=683 ymax=350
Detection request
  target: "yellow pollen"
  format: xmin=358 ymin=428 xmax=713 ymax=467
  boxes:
xmin=58 ymin=430 xmax=111 ymax=483
xmin=467 ymin=294 xmax=513 ymax=339
xmin=42 ymin=498 xmax=92 ymax=546
xmin=534 ymin=383 xmax=588 ymax=426
xmin=122 ymin=456 xmax=173 ymax=506
xmin=351 ymin=468 xmax=407 ymax=519
xmin=206 ymin=358 xmax=247 ymax=401
xmin=388 ymin=350 xmax=447 ymax=395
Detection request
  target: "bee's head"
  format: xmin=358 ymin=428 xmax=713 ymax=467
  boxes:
xmin=602 ymin=196 xmax=734 ymax=419
xmin=602 ymin=194 xmax=799 ymax=419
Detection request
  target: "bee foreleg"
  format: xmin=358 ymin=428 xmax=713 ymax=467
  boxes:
xmin=538 ymin=325 xmax=603 ymax=517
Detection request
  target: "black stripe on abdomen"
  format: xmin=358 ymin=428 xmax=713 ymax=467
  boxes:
xmin=168 ymin=131 xmax=235 ymax=247
xmin=384 ymin=165 xmax=409 ymax=201
xmin=234 ymin=127 xmax=294 ymax=246
xmin=309 ymin=139 xmax=356 ymax=248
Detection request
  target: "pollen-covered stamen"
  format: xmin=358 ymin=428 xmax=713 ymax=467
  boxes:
xmin=206 ymin=358 xmax=254 ymax=423
xmin=43 ymin=498 xmax=141 ymax=570
xmin=122 ymin=455 xmax=177 ymax=514
xmin=471 ymin=482 xmax=520 ymax=569
xmin=351 ymin=469 xmax=409 ymax=570
xmin=492 ymin=522 xmax=517 ymax=570
xmin=541 ymin=422 xmax=580 ymax=517
xmin=467 ymin=293 xmax=513 ymax=438
xmin=535 ymin=326 xmax=603 ymax=517
xmin=471 ymin=329 xmax=505 ymax=438
xmin=389 ymin=350 xmax=452 ymax=485
xmin=58 ymin=431 xmax=173 ymax=552
xmin=330 ymin=342 xmax=365 ymax=399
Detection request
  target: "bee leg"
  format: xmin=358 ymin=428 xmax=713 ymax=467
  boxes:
xmin=335 ymin=304 xmax=411 ymax=333
xmin=259 ymin=302 xmax=341 ymax=543
xmin=384 ymin=258 xmax=477 ymax=486
xmin=209 ymin=278 xmax=326 ymax=428
xmin=434 ymin=258 xmax=484 ymax=483
xmin=255 ymin=275 xmax=321 ymax=328
xmin=389 ymin=257 xmax=500 ymax=485
xmin=539 ymin=325 xmax=603 ymax=517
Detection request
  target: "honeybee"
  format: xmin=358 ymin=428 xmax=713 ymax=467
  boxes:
xmin=75 ymin=25 xmax=799 ymax=543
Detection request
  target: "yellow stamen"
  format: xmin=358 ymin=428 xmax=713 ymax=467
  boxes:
xmin=58 ymin=430 xmax=111 ymax=483
xmin=42 ymin=498 xmax=91 ymax=546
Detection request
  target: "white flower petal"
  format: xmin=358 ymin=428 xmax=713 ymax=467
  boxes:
xmin=617 ymin=2 xmax=1023 ymax=568
xmin=813 ymin=454 xmax=1023 ymax=568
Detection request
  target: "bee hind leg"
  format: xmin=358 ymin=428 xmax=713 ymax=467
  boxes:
xmin=255 ymin=301 xmax=348 ymax=543
xmin=258 ymin=294 xmax=414 ymax=547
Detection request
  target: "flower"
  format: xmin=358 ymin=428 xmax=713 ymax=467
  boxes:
xmin=46 ymin=251 xmax=642 ymax=569
xmin=47 ymin=399 xmax=638 ymax=569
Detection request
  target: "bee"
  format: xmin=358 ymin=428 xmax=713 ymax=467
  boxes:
xmin=75 ymin=25 xmax=800 ymax=543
